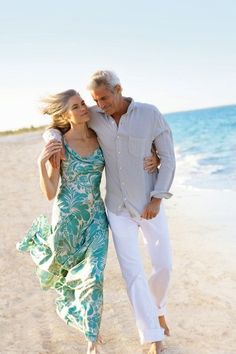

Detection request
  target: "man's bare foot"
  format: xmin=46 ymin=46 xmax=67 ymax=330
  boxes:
xmin=87 ymin=341 xmax=100 ymax=354
xmin=148 ymin=341 xmax=164 ymax=354
xmin=159 ymin=315 xmax=170 ymax=336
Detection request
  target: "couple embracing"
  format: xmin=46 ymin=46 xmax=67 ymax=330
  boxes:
xmin=17 ymin=70 xmax=175 ymax=354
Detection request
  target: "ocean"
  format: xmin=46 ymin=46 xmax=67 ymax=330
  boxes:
xmin=165 ymin=105 xmax=236 ymax=191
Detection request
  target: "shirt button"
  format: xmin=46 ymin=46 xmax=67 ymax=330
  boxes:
xmin=118 ymin=151 xmax=120 ymax=154
xmin=124 ymin=198 xmax=127 ymax=201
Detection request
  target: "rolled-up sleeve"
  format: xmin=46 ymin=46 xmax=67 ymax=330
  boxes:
xmin=43 ymin=128 xmax=62 ymax=143
xmin=150 ymin=112 xmax=176 ymax=199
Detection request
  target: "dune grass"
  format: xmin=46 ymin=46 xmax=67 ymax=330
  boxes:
xmin=0 ymin=125 xmax=46 ymax=136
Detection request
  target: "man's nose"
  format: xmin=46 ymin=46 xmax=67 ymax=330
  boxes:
xmin=97 ymin=100 xmax=105 ymax=109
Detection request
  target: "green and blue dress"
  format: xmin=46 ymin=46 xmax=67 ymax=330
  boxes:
xmin=17 ymin=143 xmax=109 ymax=342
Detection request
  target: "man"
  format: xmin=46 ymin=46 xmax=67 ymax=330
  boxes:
xmin=48 ymin=70 xmax=175 ymax=354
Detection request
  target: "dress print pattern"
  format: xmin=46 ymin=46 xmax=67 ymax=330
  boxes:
xmin=17 ymin=143 xmax=109 ymax=342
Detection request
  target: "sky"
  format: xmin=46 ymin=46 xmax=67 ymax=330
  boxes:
xmin=0 ymin=0 xmax=235 ymax=131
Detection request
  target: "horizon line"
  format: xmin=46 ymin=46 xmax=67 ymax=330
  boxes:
xmin=1 ymin=103 xmax=235 ymax=134
xmin=164 ymin=102 xmax=236 ymax=116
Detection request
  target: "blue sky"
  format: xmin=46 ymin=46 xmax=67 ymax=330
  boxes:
xmin=0 ymin=0 xmax=235 ymax=131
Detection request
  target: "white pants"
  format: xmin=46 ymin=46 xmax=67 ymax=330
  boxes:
xmin=107 ymin=205 xmax=172 ymax=344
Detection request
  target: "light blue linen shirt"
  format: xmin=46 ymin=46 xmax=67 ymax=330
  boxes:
xmin=45 ymin=98 xmax=176 ymax=217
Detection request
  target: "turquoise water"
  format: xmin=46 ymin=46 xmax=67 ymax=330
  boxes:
xmin=165 ymin=105 xmax=236 ymax=191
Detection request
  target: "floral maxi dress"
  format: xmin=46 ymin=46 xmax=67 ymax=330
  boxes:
xmin=17 ymin=143 xmax=109 ymax=342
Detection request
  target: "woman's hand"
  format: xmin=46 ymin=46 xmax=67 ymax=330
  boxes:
xmin=143 ymin=145 xmax=160 ymax=173
xmin=38 ymin=140 xmax=62 ymax=166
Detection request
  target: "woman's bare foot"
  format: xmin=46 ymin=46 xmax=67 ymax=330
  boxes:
xmin=97 ymin=334 xmax=105 ymax=344
xmin=159 ymin=315 xmax=170 ymax=336
xmin=148 ymin=341 xmax=164 ymax=354
xmin=87 ymin=341 xmax=100 ymax=354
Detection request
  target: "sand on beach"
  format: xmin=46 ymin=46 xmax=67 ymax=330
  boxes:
xmin=0 ymin=131 xmax=235 ymax=354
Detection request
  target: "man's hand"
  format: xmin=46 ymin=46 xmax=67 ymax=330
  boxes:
xmin=37 ymin=140 xmax=62 ymax=167
xmin=48 ymin=139 xmax=66 ymax=169
xmin=141 ymin=198 xmax=161 ymax=219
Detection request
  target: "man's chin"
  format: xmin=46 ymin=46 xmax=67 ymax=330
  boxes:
xmin=104 ymin=108 xmax=114 ymax=116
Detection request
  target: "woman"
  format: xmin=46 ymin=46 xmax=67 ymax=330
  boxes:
xmin=17 ymin=90 xmax=108 ymax=354
xmin=16 ymin=89 xmax=159 ymax=354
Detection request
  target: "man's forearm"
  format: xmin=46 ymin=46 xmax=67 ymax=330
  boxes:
xmin=151 ymin=130 xmax=176 ymax=199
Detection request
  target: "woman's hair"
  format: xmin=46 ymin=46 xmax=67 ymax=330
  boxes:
xmin=87 ymin=70 xmax=121 ymax=92
xmin=41 ymin=89 xmax=77 ymax=134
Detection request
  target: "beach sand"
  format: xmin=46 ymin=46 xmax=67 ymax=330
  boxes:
xmin=0 ymin=131 xmax=235 ymax=354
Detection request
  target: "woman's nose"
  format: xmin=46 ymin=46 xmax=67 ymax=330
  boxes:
xmin=81 ymin=105 xmax=88 ymax=113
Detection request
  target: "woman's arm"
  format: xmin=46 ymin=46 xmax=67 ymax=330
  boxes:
xmin=143 ymin=143 xmax=161 ymax=173
xmin=37 ymin=140 xmax=62 ymax=200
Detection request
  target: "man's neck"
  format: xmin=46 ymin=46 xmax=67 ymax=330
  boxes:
xmin=111 ymin=97 xmax=131 ymax=123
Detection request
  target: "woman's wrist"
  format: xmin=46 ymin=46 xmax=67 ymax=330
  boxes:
xmin=38 ymin=158 xmax=47 ymax=168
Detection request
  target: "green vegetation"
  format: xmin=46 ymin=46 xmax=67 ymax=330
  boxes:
xmin=0 ymin=125 xmax=46 ymax=136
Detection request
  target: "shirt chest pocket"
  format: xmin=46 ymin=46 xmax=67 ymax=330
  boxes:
xmin=128 ymin=136 xmax=146 ymax=157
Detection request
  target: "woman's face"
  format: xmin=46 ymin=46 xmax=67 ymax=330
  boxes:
xmin=67 ymin=94 xmax=89 ymax=124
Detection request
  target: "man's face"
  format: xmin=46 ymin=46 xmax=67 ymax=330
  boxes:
xmin=90 ymin=84 xmax=121 ymax=116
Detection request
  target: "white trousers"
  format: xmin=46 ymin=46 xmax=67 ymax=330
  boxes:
xmin=107 ymin=204 xmax=172 ymax=344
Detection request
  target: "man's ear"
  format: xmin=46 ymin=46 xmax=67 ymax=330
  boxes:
xmin=114 ymin=84 xmax=122 ymax=94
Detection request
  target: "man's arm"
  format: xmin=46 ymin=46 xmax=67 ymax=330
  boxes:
xmin=43 ymin=128 xmax=63 ymax=143
xmin=43 ymin=129 xmax=65 ymax=168
xmin=151 ymin=127 xmax=176 ymax=199
xmin=141 ymin=112 xmax=176 ymax=219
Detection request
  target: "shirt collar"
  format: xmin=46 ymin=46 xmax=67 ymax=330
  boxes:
xmin=124 ymin=97 xmax=136 ymax=114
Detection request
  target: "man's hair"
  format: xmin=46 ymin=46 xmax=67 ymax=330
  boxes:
xmin=87 ymin=70 xmax=121 ymax=92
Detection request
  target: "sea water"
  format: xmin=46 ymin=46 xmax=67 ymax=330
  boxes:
xmin=165 ymin=105 xmax=236 ymax=191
